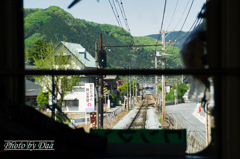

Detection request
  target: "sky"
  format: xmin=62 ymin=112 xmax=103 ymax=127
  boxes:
xmin=24 ymin=0 xmax=205 ymax=37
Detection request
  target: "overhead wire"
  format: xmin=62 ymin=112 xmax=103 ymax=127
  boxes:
xmin=119 ymin=0 xmax=131 ymax=33
xmin=132 ymin=0 xmax=167 ymax=50
xmin=176 ymin=17 xmax=199 ymax=42
xmin=112 ymin=0 xmax=123 ymax=28
xmin=117 ymin=0 xmax=128 ymax=31
xmin=108 ymin=0 xmax=122 ymax=28
xmin=167 ymin=2 xmax=205 ymax=69
xmin=156 ymin=0 xmax=167 ymax=44
xmin=176 ymin=3 xmax=204 ymax=42
xmin=172 ymin=0 xmax=195 ymax=41
xmin=173 ymin=0 xmax=191 ymax=31
xmin=165 ymin=0 xmax=191 ymax=39
xmin=166 ymin=0 xmax=179 ymax=32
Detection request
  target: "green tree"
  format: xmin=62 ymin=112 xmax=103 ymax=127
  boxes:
xmin=177 ymin=83 xmax=189 ymax=99
xmin=28 ymin=38 xmax=49 ymax=65
xmin=34 ymin=41 xmax=79 ymax=108
xmin=119 ymin=83 xmax=127 ymax=97
xmin=159 ymin=82 xmax=189 ymax=100
xmin=110 ymin=93 xmax=117 ymax=107
xmin=36 ymin=91 xmax=49 ymax=110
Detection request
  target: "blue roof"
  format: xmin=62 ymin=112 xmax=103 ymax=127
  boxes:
xmin=60 ymin=41 xmax=96 ymax=68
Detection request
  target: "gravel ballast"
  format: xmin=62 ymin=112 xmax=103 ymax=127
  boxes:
xmin=113 ymin=106 xmax=161 ymax=129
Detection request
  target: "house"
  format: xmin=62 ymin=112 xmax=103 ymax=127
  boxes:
xmin=54 ymin=41 xmax=96 ymax=86
xmin=104 ymin=75 xmax=119 ymax=95
xmin=54 ymin=41 xmax=96 ymax=70
xmin=25 ymin=65 xmax=37 ymax=82
xmin=61 ymin=86 xmax=86 ymax=112
xmin=25 ymin=79 xmax=41 ymax=107
xmin=165 ymin=84 xmax=173 ymax=93
xmin=48 ymin=42 xmax=97 ymax=113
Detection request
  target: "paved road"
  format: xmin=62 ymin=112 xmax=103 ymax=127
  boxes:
xmin=165 ymin=101 xmax=206 ymax=146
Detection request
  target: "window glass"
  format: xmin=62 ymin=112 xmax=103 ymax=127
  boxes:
xmin=23 ymin=0 xmax=210 ymax=154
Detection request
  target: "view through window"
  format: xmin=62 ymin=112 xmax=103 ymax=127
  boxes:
xmin=24 ymin=0 xmax=212 ymax=154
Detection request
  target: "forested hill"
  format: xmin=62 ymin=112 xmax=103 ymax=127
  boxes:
xmin=24 ymin=6 xmax=181 ymax=69
xmin=147 ymin=31 xmax=187 ymax=49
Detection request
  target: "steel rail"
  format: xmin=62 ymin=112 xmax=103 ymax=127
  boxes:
xmin=143 ymin=96 xmax=148 ymax=129
xmin=128 ymin=101 xmax=144 ymax=129
xmin=128 ymin=95 xmax=150 ymax=129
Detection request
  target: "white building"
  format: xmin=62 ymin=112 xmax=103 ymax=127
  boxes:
xmin=61 ymin=86 xmax=86 ymax=112
xmin=41 ymin=41 xmax=97 ymax=113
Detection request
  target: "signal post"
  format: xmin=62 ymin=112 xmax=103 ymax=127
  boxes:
xmin=99 ymin=33 xmax=107 ymax=129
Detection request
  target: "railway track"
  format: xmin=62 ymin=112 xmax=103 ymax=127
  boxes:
xmin=128 ymin=94 xmax=154 ymax=129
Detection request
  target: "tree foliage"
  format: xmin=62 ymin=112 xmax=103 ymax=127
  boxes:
xmin=165 ymin=82 xmax=189 ymax=100
xmin=110 ymin=93 xmax=118 ymax=107
xmin=27 ymin=38 xmax=49 ymax=65
xmin=36 ymin=91 xmax=49 ymax=110
xmin=33 ymin=40 xmax=79 ymax=107
xmin=118 ymin=79 xmax=138 ymax=99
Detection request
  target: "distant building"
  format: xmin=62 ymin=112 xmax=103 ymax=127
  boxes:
xmin=54 ymin=41 xmax=96 ymax=70
xmin=50 ymin=41 xmax=97 ymax=113
xmin=26 ymin=41 xmax=97 ymax=113
xmin=104 ymin=75 xmax=119 ymax=95
xmin=61 ymin=86 xmax=86 ymax=112
xmin=25 ymin=79 xmax=41 ymax=107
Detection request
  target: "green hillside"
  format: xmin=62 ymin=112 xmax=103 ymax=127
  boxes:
xmin=24 ymin=6 xmax=181 ymax=69
xmin=147 ymin=31 xmax=187 ymax=49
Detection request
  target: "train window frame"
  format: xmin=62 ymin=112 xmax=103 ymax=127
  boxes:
xmin=5 ymin=0 xmax=240 ymax=158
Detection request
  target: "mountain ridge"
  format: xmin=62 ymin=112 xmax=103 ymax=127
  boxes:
xmin=24 ymin=6 xmax=183 ymax=69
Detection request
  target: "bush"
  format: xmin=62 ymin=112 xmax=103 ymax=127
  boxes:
xmin=165 ymin=92 xmax=175 ymax=100
xmin=110 ymin=93 xmax=118 ymax=107
xmin=161 ymin=82 xmax=189 ymax=100
xmin=36 ymin=91 xmax=49 ymax=110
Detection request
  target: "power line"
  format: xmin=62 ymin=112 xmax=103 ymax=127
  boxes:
xmin=108 ymin=0 xmax=122 ymax=28
xmin=103 ymin=44 xmax=162 ymax=48
xmin=117 ymin=0 xmax=128 ymax=30
xmin=172 ymin=0 xmax=195 ymax=41
xmin=132 ymin=0 xmax=168 ymax=50
xmin=176 ymin=18 xmax=199 ymax=42
xmin=118 ymin=0 xmax=131 ymax=33
xmin=165 ymin=2 xmax=205 ymax=69
xmin=173 ymin=0 xmax=191 ymax=31
xmin=176 ymin=3 xmax=204 ymax=42
xmin=120 ymin=0 xmax=130 ymax=31
xmin=164 ymin=0 xmax=190 ymax=40
xmin=133 ymin=0 xmax=168 ymax=48
xmin=112 ymin=0 xmax=123 ymax=28
xmin=156 ymin=0 xmax=167 ymax=43
xmin=166 ymin=0 xmax=179 ymax=32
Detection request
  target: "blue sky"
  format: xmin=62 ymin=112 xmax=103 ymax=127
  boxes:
xmin=24 ymin=0 xmax=205 ymax=37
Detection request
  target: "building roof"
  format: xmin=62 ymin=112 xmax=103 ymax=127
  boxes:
xmin=104 ymin=75 xmax=118 ymax=80
xmin=60 ymin=41 xmax=96 ymax=68
xmin=25 ymin=79 xmax=41 ymax=96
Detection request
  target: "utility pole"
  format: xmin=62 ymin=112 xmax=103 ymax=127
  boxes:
xmin=130 ymin=75 xmax=131 ymax=109
xmin=160 ymin=30 xmax=175 ymax=127
xmin=99 ymin=33 xmax=104 ymax=129
xmin=126 ymin=66 xmax=129 ymax=111
xmin=206 ymin=78 xmax=214 ymax=146
xmin=161 ymin=30 xmax=166 ymax=126
xmin=95 ymin=41 xmax=99 ymax=129
xmin=135 ymin=78 xmax=137 ymax=103
xmin=155 ymin=51 xmax=160 ymax=113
